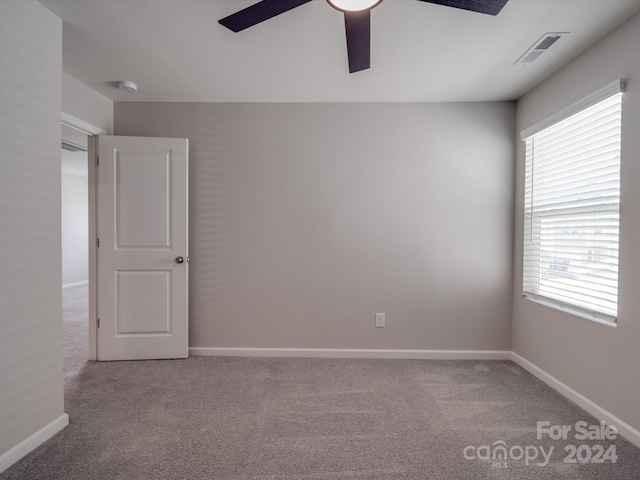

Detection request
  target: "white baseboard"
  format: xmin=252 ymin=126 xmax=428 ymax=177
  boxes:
xmin=62 ymin=280 xmax=88 ymax=290
xmin=511 ymin=352 xmax=640 ymax=449
xmin=0 ymin=413 xmax=69 ymax=474
xmin=189 ymin=347 xmax=512 ymax=360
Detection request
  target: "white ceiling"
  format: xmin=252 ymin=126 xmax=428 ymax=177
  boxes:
xmin=42 ymin=0 xmax=640 ymax=103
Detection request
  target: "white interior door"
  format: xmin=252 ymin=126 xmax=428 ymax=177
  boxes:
xmin=96 ymin=135 xmax=188 ymax=360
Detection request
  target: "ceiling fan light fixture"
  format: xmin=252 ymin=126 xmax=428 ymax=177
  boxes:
xmin=219 ymin=0 xmax=509 ymax=73
xmin=327 ymin=0 xmax=382 ymax=12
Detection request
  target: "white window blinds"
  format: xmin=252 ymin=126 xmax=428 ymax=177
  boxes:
xmin=522 ymin=85 xmax=623 ymax=322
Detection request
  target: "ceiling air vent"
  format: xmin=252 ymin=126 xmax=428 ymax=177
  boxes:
xmin=514 ymin=32 xmax=568 ymax=65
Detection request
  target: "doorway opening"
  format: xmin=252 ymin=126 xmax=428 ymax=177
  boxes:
xmin=59 ymin=113 xmax=106 ymax=391
xmin=61 ymin=123 xmax=89 ymax=389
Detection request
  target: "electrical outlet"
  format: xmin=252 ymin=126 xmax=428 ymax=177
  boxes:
xmin=375 ymin=313 xmax=385 ymax=328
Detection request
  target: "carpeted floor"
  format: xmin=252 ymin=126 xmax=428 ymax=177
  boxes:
xmin=2 ymin=288 xmax=640 ymax=479
xmin=62 ymin=284 xmax=89 ymax=391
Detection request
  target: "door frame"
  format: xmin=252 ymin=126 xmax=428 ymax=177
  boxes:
xmin=62 ymin=112 xmax=106 ymax=361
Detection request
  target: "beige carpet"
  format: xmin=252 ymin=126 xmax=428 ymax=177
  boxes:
xmin=62 ymin=284 xmax=89 ymax=391
xmin=2 ymin=288 xmax=639 ymax=479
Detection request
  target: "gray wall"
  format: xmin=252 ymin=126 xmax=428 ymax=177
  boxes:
xmin=0 ymin=0 xmax=65 ymax=460
xmin=115 ymin=102 xmax=515 ymax=350
xmin=61 ymin=152 xmax=89 ymax=286
xmin=62 ymin=72 xmax=113 ymax=134
xmin=513 ymin=12 xmax=640 ymax=432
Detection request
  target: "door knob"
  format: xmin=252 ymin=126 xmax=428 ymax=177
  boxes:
xmin=175 ymin=256 xmax=184 ymax=264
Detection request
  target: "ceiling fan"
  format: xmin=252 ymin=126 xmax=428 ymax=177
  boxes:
xmin=219 ymin=0 xmax=509 ymax=73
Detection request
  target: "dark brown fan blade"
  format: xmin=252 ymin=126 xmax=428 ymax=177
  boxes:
xmin=417 ymin=0 xmax=508 ymax=16
xmin=344 ymin=10 xmax=370 ymax=73
xmin=219 ymin=0 xmax=312 ymax=32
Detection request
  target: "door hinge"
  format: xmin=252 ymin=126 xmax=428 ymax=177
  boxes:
xmin=97 ymin=318 xmax=100 ymax=328
xmin=96 ymin=156 xmax=100 ymax=166
xmin=97 ymin=238 xmax=100 ymax=247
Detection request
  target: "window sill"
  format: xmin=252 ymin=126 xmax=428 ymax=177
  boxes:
xmin=523 ymin=294 xmax=617 ymax=328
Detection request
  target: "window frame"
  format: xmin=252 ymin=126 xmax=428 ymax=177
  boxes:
xmin=520 ymin=80 xmax=625 ymax=325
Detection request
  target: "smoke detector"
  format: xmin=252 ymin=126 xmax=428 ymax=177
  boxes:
xmin=515 ymin=32 xmax=569 ymax=65
xmin=118 ymin=80 xmax=138 ymax=93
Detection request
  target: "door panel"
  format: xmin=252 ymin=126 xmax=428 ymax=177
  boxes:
xmin=115 ymin=271 xmax=171 ymax=334
xmin=115 ymin=151 xmax=170 ymax=248
xmin=97 ymin=135 xmax=188 ymax=360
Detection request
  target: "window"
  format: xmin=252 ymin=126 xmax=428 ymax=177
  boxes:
xmin=521 ymin=80 xmax=624 ymax=323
